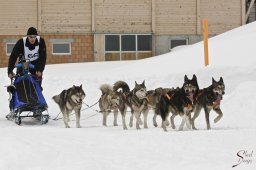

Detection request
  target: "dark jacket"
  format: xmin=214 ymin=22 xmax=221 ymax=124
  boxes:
xmin=7 ymin=37 xmax=47 ymax=75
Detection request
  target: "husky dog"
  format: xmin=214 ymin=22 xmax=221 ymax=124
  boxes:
xmin=157 ymin=75 xmax=199 ymax=131
xmin=146 ymin=87 xmax=174 ymax=127
xmin=99 ymin=84 xmax=121 ymax=127
xmin=128 ymin=81 xmax=149 ymax=129
xmin=191 ymin=77 xmax=225 ymax=130
xmin=52 ymin=85 xmax=85 ymax=128
xmin=113 ymin=81 xmax=149 ymax=130
xmin=112 ymin=81 xmax=131 ymax=130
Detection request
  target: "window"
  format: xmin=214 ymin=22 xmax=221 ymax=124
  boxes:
xmin=169 ymin=39 xmax=188 ymax=50
xmin=138 ymin=35 xmax=152 ymax=51
xmin=6 ymin=43 xmax=16 ymax=56
xmin=121 ymin=35 xmax=136 ymax=51
xmin=105 ymin=34 xmax=152 ymax=61
xmin=50 ymin=39 xmax=73 ymax=55
xmin=105 ymin=35 xmax=120 ymax=51
xmin=52 ymin=43 xmax=71 ymax=55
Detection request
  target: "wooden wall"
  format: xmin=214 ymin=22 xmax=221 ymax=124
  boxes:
xmin=155 ymin=0 xmax=242 ymax=35
xmin=155 ymin=0 xmax=197 ymax=35
xmin=200 ymin=0 xmax=242 ymax=34
xmin=0 ymin=0 xmax=244 ymax=35
xmin=94 ymin=0 xmax=152 ymax=33
xmin=40 ymin=0 xmax=92 ymax=34
xmin=0 ymin=0 xmax=37 ymax=35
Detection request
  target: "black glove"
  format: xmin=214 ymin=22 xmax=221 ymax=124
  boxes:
xmin=8 ymin=72 xmax=15 ymax=79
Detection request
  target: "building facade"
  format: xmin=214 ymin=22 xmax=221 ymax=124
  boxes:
xmin=0 ymin=0 xmax=254 ymax=68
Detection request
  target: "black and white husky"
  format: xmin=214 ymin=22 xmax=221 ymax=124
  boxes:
xmin=52 ymin=85 xmax=85 ymax=128
xmin=146 ymin=87 xmax=174 ymax=127
xmin=157 ymin=75 xmax=199 ymax=131
xmin=191 ymin=77 xmax=225 ymax=130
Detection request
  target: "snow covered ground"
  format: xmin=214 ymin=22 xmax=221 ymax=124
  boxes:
xmin=1 ymin=22 xmax=256 ymax=170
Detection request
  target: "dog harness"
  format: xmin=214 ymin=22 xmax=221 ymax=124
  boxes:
xmin=195 ymin=90 xmax=203 ymax=101
xmin=212 ymin=95 xmax=222 ymax=109
xmin=165 ymin=93 xmax=175 ymax=100
xmin=23 ymin=36 xmax=40 ymax=61
xmin=146 ymin=95 xmax=153 ymax=104
xmin=186 ymin=103 xmax=193 ymax=110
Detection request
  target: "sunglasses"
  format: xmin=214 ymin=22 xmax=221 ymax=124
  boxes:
xmin=28 ymin=35 xmax=37 ymax=39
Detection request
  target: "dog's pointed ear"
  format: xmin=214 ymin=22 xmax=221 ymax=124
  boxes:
xmin=219 ymin=77 xmax=223 ymax=83
xmin=72 ymin=85 xmax=76 ymax=89
xmin=80 ymin=84 xmax=83 ymax=89
xmin=192 ymin=74 xmax=197 ymax=80
xmin=135 ymin=81 xmax=138 ymax=86
xmin=212 ymin=77 xmax=216 ymax=84
xmin=184 ymin=75 xmax=189 ymax=82
xmin=52 ymin=95 xmax=61 ymax=104
xmin=142 ymin=80 xmax=145 ymax=86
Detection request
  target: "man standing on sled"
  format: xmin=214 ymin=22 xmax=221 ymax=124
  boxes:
xmin=7 ymin=27 xmax=47 ymax=90
xmin=6 ymin=27 xmax=47 ymax=120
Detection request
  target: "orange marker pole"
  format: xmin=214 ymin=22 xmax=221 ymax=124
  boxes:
xmin=202 ymin=19 xmax=209 ymax=66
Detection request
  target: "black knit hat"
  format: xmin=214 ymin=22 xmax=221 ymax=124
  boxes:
xmin=27 ymin=27 xmax=38 ymax=35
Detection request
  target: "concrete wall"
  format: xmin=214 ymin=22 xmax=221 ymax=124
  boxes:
xmin=155 ymin=35 xmax=204 ymax=55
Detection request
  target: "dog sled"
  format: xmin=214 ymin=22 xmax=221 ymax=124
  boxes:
xmin=6 ymin=59 xmax=49 ymax=125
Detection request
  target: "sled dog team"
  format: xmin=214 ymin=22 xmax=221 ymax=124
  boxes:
xmin=53 ymin=75 xmax=225 ymax=131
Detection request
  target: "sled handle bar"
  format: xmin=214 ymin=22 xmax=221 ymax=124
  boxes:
xmin=15 ymin=63 xmax=35 ymax=69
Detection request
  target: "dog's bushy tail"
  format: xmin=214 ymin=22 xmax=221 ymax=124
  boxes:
xmin=113 ymin=81 xmax=130 ymax=93
xmin=100 ymin=84 xmax=113 ymax=95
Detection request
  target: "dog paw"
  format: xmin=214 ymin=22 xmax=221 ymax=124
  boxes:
xmin=153 ymin=123 xmax=158 ymax=127
xmin=114 ymin=123 xmax=118 ymax=126
xmin=65 ymin=126 xmax=70 ymax=128
xmin=214 ymin=117 xmax=221 ymax=123
xmin=192 ymin=127 xmax=198 ymax=130
xmin=77 ymin=125 xmax=82 ymax=128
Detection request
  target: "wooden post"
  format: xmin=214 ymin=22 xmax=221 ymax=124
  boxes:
xmin=202 ymin=19 xmax=209 ymax=66
xmin=151 ymin=0 xmax=156 ymax=33
xmin=37 ymin=0 xmax=42 ymax=33
xmin=151 ymin=0 xmax=156 ymax=56
xmin=196 ymin=0 xmax=201 ymax=34
xmin=241 ymin=0 xmax=246 ymax=25
xmin=91 ymin=0 xmax=95 ymax=32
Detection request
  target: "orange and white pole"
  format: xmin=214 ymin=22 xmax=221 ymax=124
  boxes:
xmin=202 ymin=19 xmax=209 ymax=66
